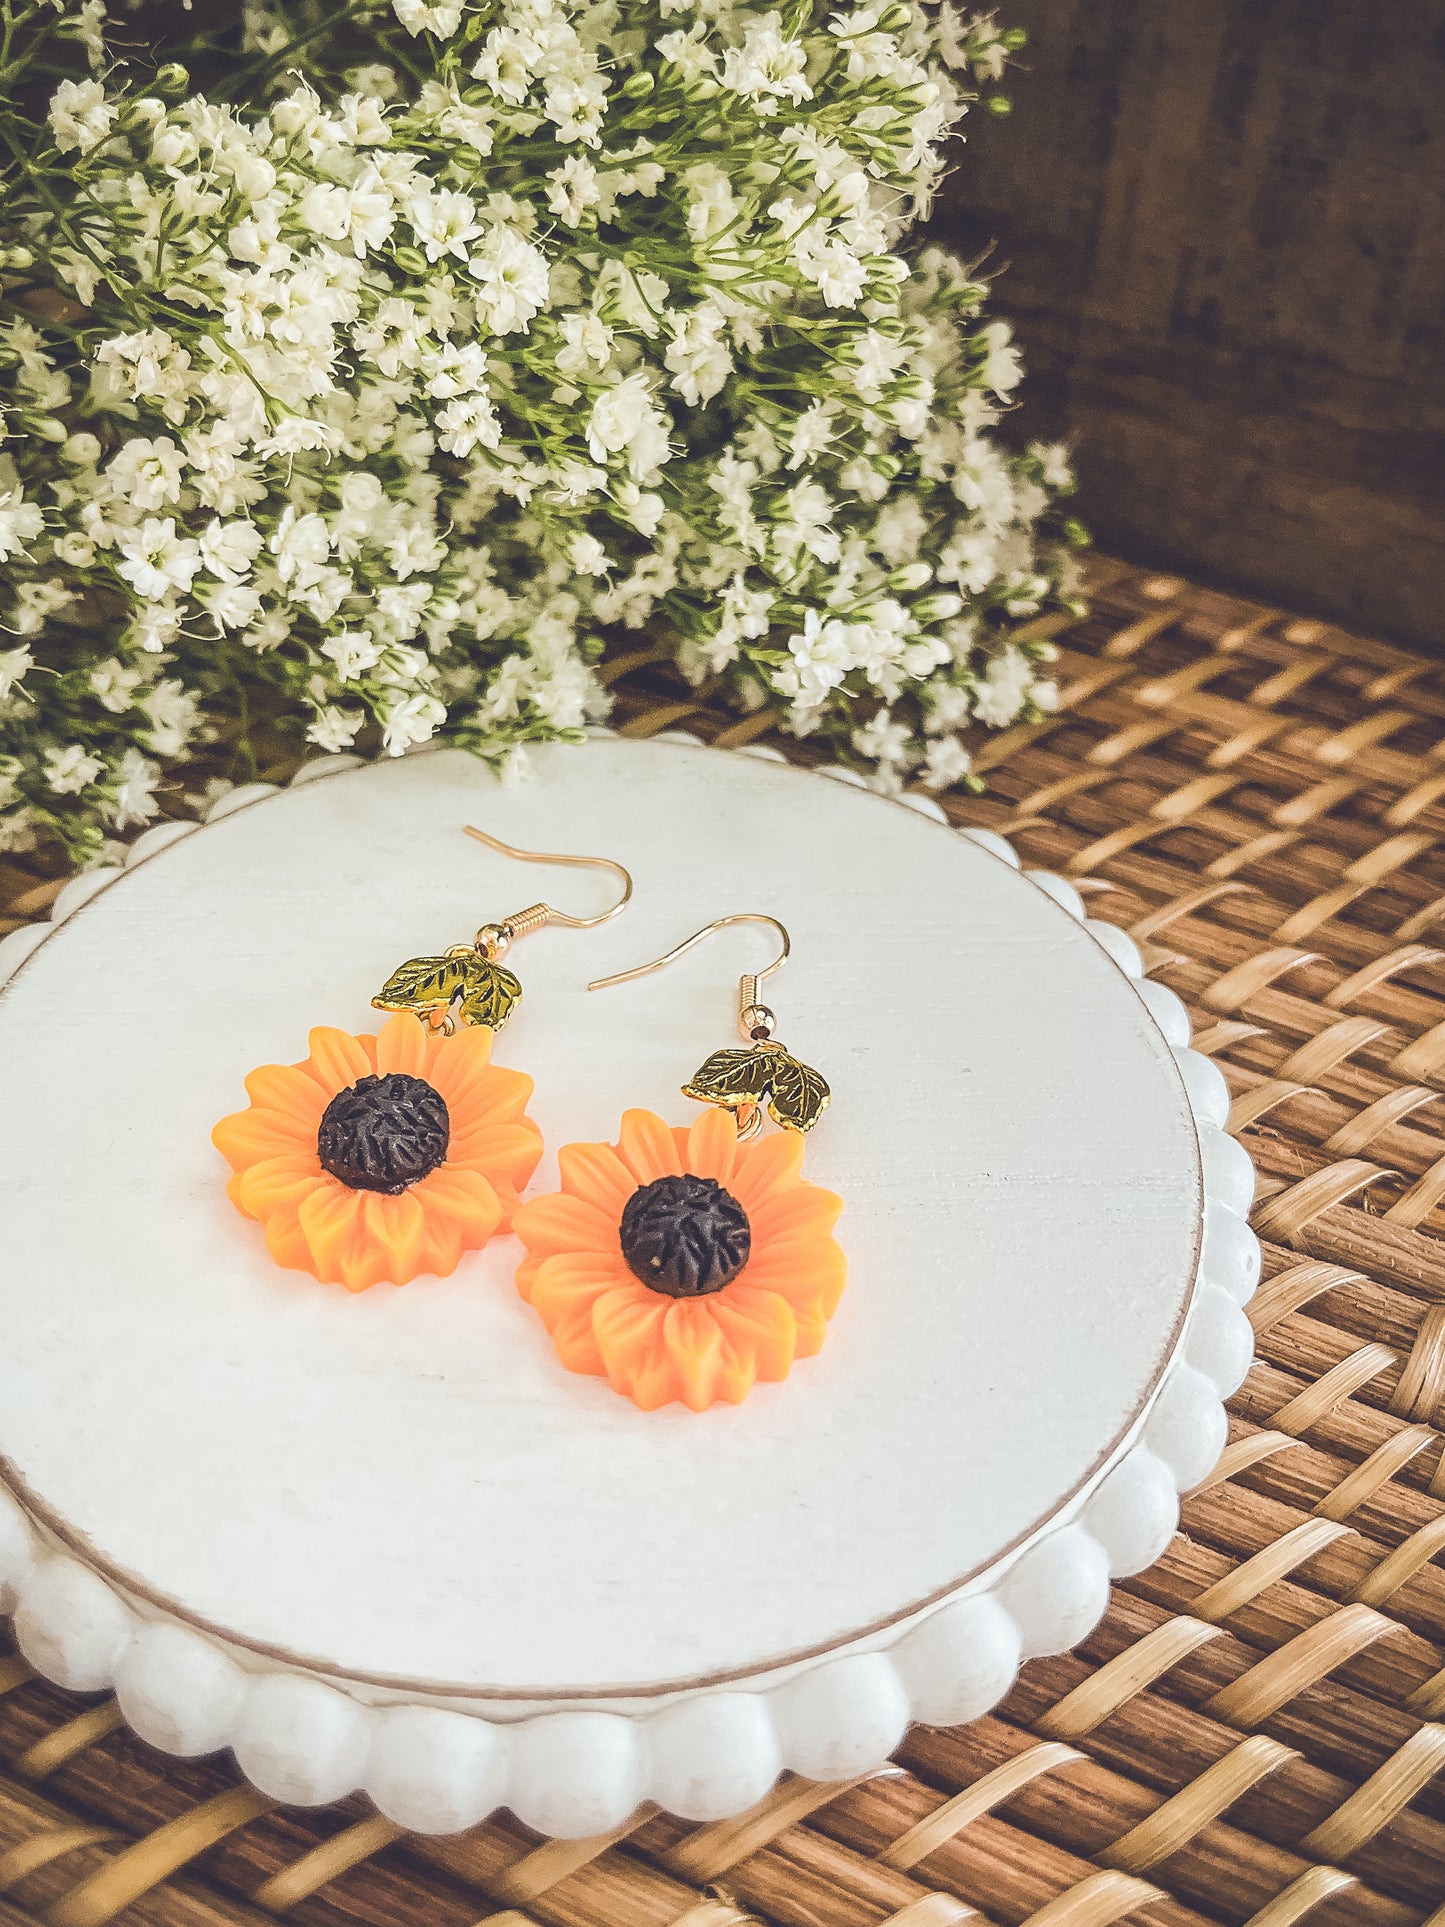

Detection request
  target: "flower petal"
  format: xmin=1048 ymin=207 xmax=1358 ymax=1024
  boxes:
xmin=616 ymin=1109 xmax=684 ymax=1186
xmin=413 ymin=1163 xmax=502 ymax=1238
xmin=710 ymin=1284 xmax=798 ymax=1383
xmin=242 ymin=1063 xmax=328 ymax=1128
xmin=428 ymin=1029 xmax=533 ymax=1124
xmin=447 ymin=1120 xmax=545 ymax=1199
xmin=591 ymin=1285 xmax=673 ymax=1407
xmin=749 ymin=1179 xmax=844 ymax=1246
xmin=662 ymin=1300 xmax=745 ymax=1410
xmin=686 ymin=1106 xmax=741 ymax=1186
xmin=306 ymin=1026 xmax=373 ymax=1095
xmin=529 ymin=1249 xmax=629 ymax=1325
xmin=257 ymin=1203 xmax=309 ymax=1273
xmin=359 ymin=1188 xmax=428 ymax=1286
xmin=295 ymin=1181 xmax=368 ymax=1285
xmin=740 ymin=1232 xmax=848 ymax=1322
xmin=375 ymin=1011 xmax=434 ymax=1078
xmin=426 ymin=1016 xmax=494 ymax=1083
xmin=557 ymin=1140 xmax=637 ymax=1217
xmin=232 ymin=1155 xmax=324 ymax=1220
xmin=212 ymin=1105 xmax=314 ymax=1171
xmin=548 ymin=1302 xmax=609 ymax=1377
xmin=513 ymin=1191 xmax=619 ymax=1268
xmin=471 ymin=1064 xmax=536 ymax=1125
xmin=523 ymin=1254 xmax=624 ymax=1376
xmin=728 ymin=1127 xmax=806 ymax=1214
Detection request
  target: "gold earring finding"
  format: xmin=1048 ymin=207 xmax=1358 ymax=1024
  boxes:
xmin=590 ymin=913 xmax=829 ymax=1137
xmin=374 ymin=828 xmax=632 ymax=1035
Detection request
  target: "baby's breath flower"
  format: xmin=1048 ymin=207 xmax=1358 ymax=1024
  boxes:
xmin=108 ymin=748 xmax=162 ymax=828
xmin=47 ymin=77 xmax=114 ymax=153
xmin=141 ymin=679 xmax=204 ymax=758
xmin=307 ymin=705 xmax=365 ymax=751
xmin=472 ymin=227 xmax=550 ymax=334
xmin=393 ymin=0 xmax=463 ymax=35
xmin=380 ymin=691 xmax=448 ymax=755
xmin=721 ymin=16 xmax=813 ymax=112
xmin=0 ymin=646 xmax=34 ymax=700
xmin=0 ymin=490 xmax=44 ymax=562
xmin=116 ymin=519 xmax=203 ymax=601
xmin=971 ymin=644 xmax=1036 ymax=728
xmin=44 ymin=744 xmax=104 ymax=794
xmin=1 ymin=0 xmax=1073 ymax=861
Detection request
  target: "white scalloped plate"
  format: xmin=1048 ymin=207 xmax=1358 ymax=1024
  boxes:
xmin=0 ymin=738 xmax=1258 ymax=1837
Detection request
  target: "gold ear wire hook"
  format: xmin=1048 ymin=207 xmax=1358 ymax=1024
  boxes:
xmin=464 ymin=825 xmax=633 ymax=956
xmin=374 ymin=830 xmax=632 ymax=1038
xmin=591 ymin=914 xmax=828 ymax=1138
xmin=590 ymin=913 xmax=790 ymax=1042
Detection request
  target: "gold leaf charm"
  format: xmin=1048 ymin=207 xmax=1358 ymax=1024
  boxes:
xmin=764 ymin=1052 xmax=831 ymax=1133
xmin=373 ymin=947 xmax=523 ymax=1034
xmin=683 ymin=1044 xmax=830 ymax=1134
xmin=683 ymin=1048 xmax=773 ymax=1113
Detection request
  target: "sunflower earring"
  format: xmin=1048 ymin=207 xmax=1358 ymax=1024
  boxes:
xmin=211 ymin=829 xmax=632 ymax=1293
xmin=512 ymin=915 xmax=846 ymax=1411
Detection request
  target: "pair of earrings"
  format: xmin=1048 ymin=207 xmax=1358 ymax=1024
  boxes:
xmin=212 ymin=828 xmax=845 ymax=1412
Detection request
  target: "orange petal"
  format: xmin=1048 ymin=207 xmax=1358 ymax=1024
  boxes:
xmin=212 ymin=1105 xmax=314 ymax=1171
xmin=549 ymin=1303 xmax=609 ymax=1376
xmin=232 ymin=1155 xmax=324 ymax=1220
xmin=686 ymin=1106 xmax=741 ymax=1186
xmin=616 ymin=1109 xmax=684 ymax=1186
xmin=728 ymin=1127 xmax=806 ymax=1214
xmin=513 ymin=1191 xmax=619 ymax=1268
xmin=789 ymin=1301 xmax=832 ymax=1358
xmin=591 ymin=1285 xmax=674 ymax=1407
xmin=557 ymin=1140 xmax=637 ymax=1217
xmin=375 ymin=1011 xmax=434 ymax=1078
xmin=242 ymin=1062 xmax=328 ymax=1128
xmin=295 ymin=1181 xmax=367 ymax=1284
xmin=446 ymin=1119 xmax=544 ymax=1200
xmin=413 ymin=1163 xmax=502 ymax=1237
xmin=411 ymin=1196 xmax=472 ymax=1279
xmin=305 ymin=1026 xmax=373 ymax=1095
xmin=524 ymin=1254 xmax=617 ymax=1376
xmin=512 ymin=1210 xmax=620 ymax=1302
xmin=710 ymin=1284 xmax=799 ymax=1383
xmin=750 ymin=1179 xmax=844 ymax=1245
xmin=258 ymin=1203 xmax=310 ymax=1273
xmin=740 ymin=1232 xmax=848 ymax=1321
xmin=428 ymin=1027 xmax=507 ymax=1116
xmin=464 ymin=1062 xmax=536 ymax=1126
xmin=358 ymin=1179 xmax=429 ymax=1287
xmin=662 ymin=1299 xmax=744 ymax=1410
xmin=528 ymin=1248 xmax=630 ymax=1327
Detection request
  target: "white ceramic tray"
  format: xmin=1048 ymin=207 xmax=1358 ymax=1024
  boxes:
xmin=0 ymin=736 xmax=1258 ymax=1837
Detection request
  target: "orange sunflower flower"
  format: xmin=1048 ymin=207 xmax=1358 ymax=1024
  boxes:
xmin=213 ymin=1012 xmax=543 ymax=1290
xmin=512 ymin=1106 xmax=846 ymax=1411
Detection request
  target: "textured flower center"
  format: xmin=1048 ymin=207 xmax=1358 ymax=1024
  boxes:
xmin=619 ymin=1174 xmax=752 ymax=1298
xmin=316 ymin=1073 xmax=450 ymax=1194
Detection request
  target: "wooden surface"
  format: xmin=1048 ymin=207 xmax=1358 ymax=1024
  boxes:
xmin=934 ymin=1 xmax=1445 ymax=652
xmin=6 ymin=560 xmax=1445 ymax=1918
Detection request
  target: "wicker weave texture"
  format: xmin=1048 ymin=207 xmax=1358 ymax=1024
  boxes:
xmin=4 ymin=559 xmax=1445 ymax=1925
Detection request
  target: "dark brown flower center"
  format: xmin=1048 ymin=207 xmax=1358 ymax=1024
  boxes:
xmin=619 ymin=1174 xmax=752 ymax=1298
xmin=317 ymin=1073 xmax=450 ymax=1194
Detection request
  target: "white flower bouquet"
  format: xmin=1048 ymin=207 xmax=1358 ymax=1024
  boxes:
xmin=0 ymin=0 xmax=1084 ymax=862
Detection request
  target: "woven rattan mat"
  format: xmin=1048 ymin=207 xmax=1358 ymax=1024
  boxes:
xmin=6 ymin=558 xmax=1445 ymax=1926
